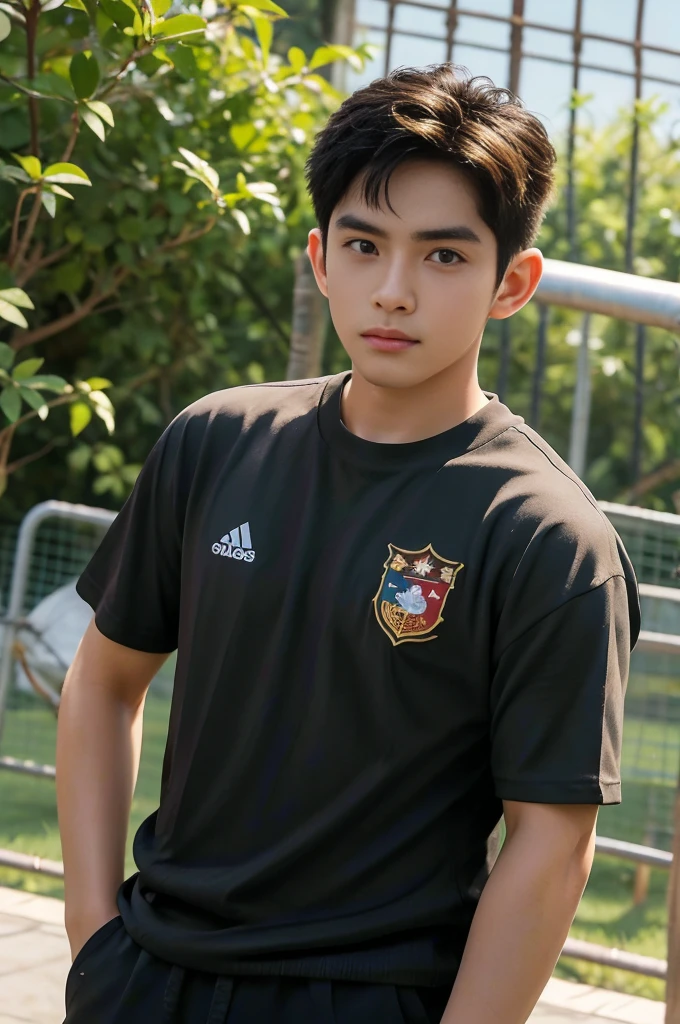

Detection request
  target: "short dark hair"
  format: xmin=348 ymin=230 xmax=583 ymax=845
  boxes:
xmin=304 ymin=64 xmax=557 ymax=289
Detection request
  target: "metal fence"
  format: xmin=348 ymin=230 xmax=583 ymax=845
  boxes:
xmin=0 ymin=502 xmax=115 ymax=776
xmin=330 ymin=0 xmax=680 ymax=499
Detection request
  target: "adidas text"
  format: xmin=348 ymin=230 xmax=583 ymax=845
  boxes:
xmin=212 ymin=522 xmax=255 ymax=562
xmin=212 ymin=542 xmax=255 ymax=562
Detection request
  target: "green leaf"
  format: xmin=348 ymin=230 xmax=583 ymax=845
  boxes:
xmin=229 ymin=123 xmax=256 ymax=150
xmin=176 ymin=147 xmax=205 ymax=171
xmin=0 ymin=387 xmax=20 ymax=423
xmin=0 ymin=166 xmax=31 ymax=184
xmin=65 ymin=0 xmax=88 ymax=9
xmin=18 ymin=387 xmax=48 ymax=415
xmin=0 ymin=2 xmax=23 ymax=21
xmin=70 ymin=401 xmax=92 ymax=436
xmin=151 ymin=0 xmax=171 ymax=15
xmin=68 ymin=443 xmax=92 ymax=472
xmin=0 ymin=300 xmax=28 ymax=329
xmin=0 ymin=344 xmax=14 ymax=371
xmin=136 ymin=52 xmax=166 ymax=76
xmin=308 ymin=44 xmax=356 ymax=70
xmin=231 ymin=208 xmax=250 ymax=235
xmin=170 ymin=42 xmax=197 ymax=79
xmin=287 ymin=46 xmax=306 ymax=72
xmin=70 ymin=52 xmax=100 ymax=99
xmin=237 ymin=0 xmax=287 ymax=15
xmin=250 ymin=13 xmax=273 ymax=66
xmin=98 ymin=0 xmax=135 ymax=28
xmin=13 ymin=358 xmax=44 ymax=380
xmin=81 ymin=108 xmax=106 ymax=141
xmin=43 ymin=162 xmax=91 ymax=185
xmin=0 ymin=10 xmax=10 ymax=41
xmin=85 ymin=376 xmax=113 ymax=390
xmin=26 ymin=374 xmax=68 ymax=393
xmin=85 ymin=100 xmax=114 ymax=126
xmin=92 ymin=402 xmax=115 ymax=434
xmin=89 ymin=389 xmax=114 ymax=412
xmin=12 ymin=153 xmax=42 ymax=181
xmin=154 ymin=13 xmax=205 ymax=37
xmin=0 ymin=288 xmax=34 ymax=310
xmin=41 ymin=192 xmax=56 ymax=218
xmin=46 ymin=184 xmax=75 ymax=200
xmin=29 ymin=72 xmax=76 ymax=100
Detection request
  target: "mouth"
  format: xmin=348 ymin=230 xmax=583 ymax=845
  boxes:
xmin=360 ymin=330 xmax=420 ymax=352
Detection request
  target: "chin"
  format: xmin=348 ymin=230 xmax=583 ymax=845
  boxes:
xmin=348 ymin=351 xmax=440 ymax=391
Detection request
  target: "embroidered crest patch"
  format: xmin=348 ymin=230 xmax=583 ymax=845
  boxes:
xmin=373 ymin=544 xmax=464 ymax=645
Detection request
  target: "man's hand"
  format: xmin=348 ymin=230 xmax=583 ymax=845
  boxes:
xmin=439 ymin=800 xmax=598 ymax=1024
xmin=56 ymin=619 xmax=171 ymax=958
xmin=67 ymin=907 xmax=121 ymax=963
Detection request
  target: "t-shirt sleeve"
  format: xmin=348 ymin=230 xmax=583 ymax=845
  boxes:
xmin=76 ymin=417 xmax=188 ymax=653
xmin=489 ymin=523 xmax=640 ymax=807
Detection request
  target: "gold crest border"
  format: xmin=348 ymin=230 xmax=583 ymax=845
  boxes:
xmin=372 ymin=543 xmax=464 ymax=646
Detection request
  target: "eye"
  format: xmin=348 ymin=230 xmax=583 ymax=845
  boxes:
xmin=344 ymin=239 xmax=377 ymax=255
xmin=429 ymin=249 xmax=465 ymax=265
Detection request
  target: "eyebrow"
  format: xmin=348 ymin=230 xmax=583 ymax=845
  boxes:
xmin=334 ymin=213 xmax=482 ymax=245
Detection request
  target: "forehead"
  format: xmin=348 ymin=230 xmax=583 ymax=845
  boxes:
xmin=334 ymin=158 xmax=488 ymax=235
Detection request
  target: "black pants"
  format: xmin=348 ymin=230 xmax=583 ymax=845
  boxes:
xmin=63 ymin=916 xmax=453 ymax=1024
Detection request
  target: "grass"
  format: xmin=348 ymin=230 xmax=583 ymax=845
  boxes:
xmin=0 ymin=676 xmax=676 ymax=1003
xmin=0 ymin=688 xmax=171 ymax=900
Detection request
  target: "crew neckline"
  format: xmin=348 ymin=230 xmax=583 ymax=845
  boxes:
xmin=317 ymin=370 xmax=524 ymax=470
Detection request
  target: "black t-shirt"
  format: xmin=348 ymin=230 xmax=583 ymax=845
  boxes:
xmin=76 ymin=371 xmax=640 ymax=987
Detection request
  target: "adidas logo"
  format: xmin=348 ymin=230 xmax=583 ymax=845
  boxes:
xmin=211 ymin=522 xmax=255 ymax=562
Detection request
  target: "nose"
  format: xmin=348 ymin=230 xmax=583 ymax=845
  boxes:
xmin=370 ymin=258 xmax=416 ymax=314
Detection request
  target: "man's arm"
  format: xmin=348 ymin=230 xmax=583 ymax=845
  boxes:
xmin=440 ymin=800 xmax=598 ymax=1024
xmin=55 ymin=618 xmax=171 ymax=961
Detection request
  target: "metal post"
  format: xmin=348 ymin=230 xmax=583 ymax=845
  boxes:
xmin=531 ymin=304 xmax=549 ymax=428
xmin=535 ymin=259 xmax=680 ymax=331
xmin=566 ymin=0 xmax=584 ymax=262
xmin=445 ymin=0 xmax=458 ymax=63
xmin=667 ymin=775 xmax=680 ymax=1022
xmin=568 ymin=312 xmax=591 ymax=477
xmin=384 ymin=0 xmax=395 ymax=75
xmin=632 ymin=322 xmax=646 ymax=483
xmin=508 ymin=0 xmax=524 ymax=95
xmin=0 ymin=501 xmax=115 ymax=745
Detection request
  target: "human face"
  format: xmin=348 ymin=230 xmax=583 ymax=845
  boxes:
xmin=307 ymin=158 xmax=541 ymax=393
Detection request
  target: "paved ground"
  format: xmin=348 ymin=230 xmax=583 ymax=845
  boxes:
xmin=0 ymin=886 xmax=665 ymax=1024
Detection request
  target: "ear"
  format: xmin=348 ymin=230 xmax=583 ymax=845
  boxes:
xmin=307 ymin=228 xmax=329 ymax=299
xmin=488 ymin=248 xmax=544 ymax=320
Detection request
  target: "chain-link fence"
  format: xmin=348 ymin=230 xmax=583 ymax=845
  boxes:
xmin=596 ymin=503 xmax=680 ymax=855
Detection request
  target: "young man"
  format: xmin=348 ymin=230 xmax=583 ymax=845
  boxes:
xmin=57 ymin=64 xmax=640 ymax=1024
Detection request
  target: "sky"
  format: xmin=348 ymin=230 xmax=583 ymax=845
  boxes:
xmin=341 ymin=0 xmax=680 ymax=144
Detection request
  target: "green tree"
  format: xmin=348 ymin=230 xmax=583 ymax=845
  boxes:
xmin=0 ymin=0 xmax=375 ymax=512
xmin=474 ymin=94 xmax=680 ymax=513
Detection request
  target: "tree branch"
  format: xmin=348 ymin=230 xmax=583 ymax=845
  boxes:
xmin=619 ymin=458 xmax=680 ymax=503
xmin=8 ymin=188 xmax=34 ymax=265
xmin=7 ymin=438 xmax=57 ymax=475
xmin=10 ymin=274 xmax=126 ymax=350
xmin=11 ymin=190 xmax=43 ymax=272
xmin=10 ymin=219 xmax=218 ymax=348
xmin=16 ymin=242 xmax=75 ymax=288
xmin=98 ymin=46 xmax=153 ymax=99
xmin=225 ymin=264 xmax=289 ymax=346
xmin=24 ymin=1 xmax=40 ymax=156
xmin=0 ymin=393 xmax=74 ymax=435
xmin=61 ymin=109 xmax=80 ymax=163
xmin=159 ymin=217 xmax=217 ymax=252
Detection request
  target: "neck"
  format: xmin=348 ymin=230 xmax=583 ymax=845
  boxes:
xmin=340 ymin=359 xmax=489 ymax=445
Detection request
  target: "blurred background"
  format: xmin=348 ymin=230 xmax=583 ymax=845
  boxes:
xmin=0 ymin=0 xmax=679 ymax=1013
